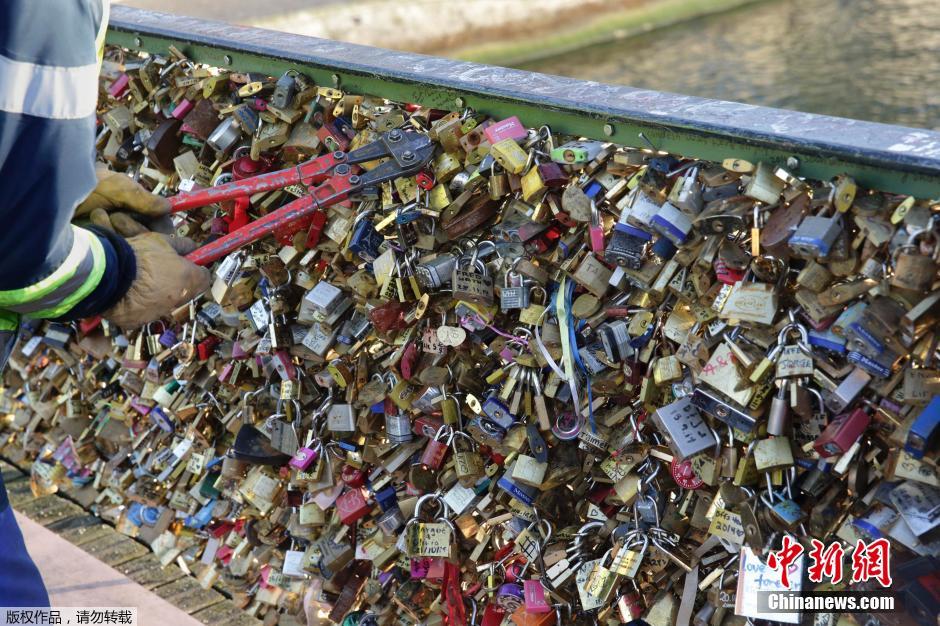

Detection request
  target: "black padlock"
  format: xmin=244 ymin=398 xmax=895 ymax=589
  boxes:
xmin=605 ymin=223 xmax=650 ymax=269
xmin=270 ymin=71 xmax=298 ymax=109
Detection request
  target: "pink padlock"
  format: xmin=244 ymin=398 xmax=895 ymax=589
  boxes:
xmin=410 ymin=557 xmax=432 ymax=580
xmin=271 ymin=349 xmax=297 ymax=380
xmin=484 ymin=116 xmax=528 ymax=145
xmin=171 ymin=98 xmax=194 ymax=120
xmin=426 ymin=557 xmax=446 ymax=580
xmin=108 ymin=73 xmax=130 ymax=99
xmin=523 ymin=579 xmax=551 ymax=613
xmin=713 ymin=258 xmax=746 ymax=284
xmin=289 ymin=445 xmax=319 ymax=471
xmin=617 ymin=591 xmax=645 ymax=621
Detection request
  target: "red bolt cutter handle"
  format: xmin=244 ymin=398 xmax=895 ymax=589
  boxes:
xmin=185 ymin=174 xmax=354 ymax=266
xmin=168 ymin=151 xmax=347 ymax=213
xmin=168 ymin=132 xmax=435 ymax=266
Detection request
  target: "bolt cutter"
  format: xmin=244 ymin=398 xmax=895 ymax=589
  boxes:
xmin=169 ymin=129 xmax=434 ymax=265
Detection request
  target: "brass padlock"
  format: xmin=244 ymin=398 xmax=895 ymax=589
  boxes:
xmin=452 ymin=432 xmax=484 ymax=487
xmin=891 ymin=230 xmax=938 ymax=292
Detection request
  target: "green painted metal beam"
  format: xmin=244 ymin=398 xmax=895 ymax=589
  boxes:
xmin=106 ymin=6 xmax=940 ymax=198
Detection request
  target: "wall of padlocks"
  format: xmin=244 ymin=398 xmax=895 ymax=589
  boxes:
xmin=1 ymin=39 xmax=939 ymax=626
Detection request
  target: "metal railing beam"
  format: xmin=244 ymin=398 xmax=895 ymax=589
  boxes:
xmin=107 ymin=5 xmax=940 ymax=197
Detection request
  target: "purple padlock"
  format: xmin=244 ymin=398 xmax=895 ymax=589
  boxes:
xmin=158 ymin=329 xmax=178 ymax=348
xmin=495 ymin=583 xmax=524 ymax=613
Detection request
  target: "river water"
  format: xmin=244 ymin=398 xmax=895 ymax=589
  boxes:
xmin=520 ymin=0 xmax=940 ymax=130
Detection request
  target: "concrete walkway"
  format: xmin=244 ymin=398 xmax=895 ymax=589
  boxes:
xmin=16 ymin=512 xmax=203 ymax=626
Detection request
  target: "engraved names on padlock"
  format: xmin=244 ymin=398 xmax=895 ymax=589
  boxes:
xmin=405 ymin=522 xmax=452 ymax=557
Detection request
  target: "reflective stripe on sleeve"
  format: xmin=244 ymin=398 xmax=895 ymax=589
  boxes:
xmin=0 ymin=227 xmax=106 ymax=318
xmin=0 ymin=53 xmax=98 ymax=120
xmin=0 ymin=312 xmax=19 ymax=332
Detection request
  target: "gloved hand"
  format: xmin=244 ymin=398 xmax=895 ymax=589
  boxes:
xmin=75 ymin=167 xmax=171 ymax=237
xmin=104 ymin=233 xmax=210 ymax=329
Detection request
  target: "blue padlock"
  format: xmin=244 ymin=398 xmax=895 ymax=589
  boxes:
xmin=349 ymin=219 xmax=384 ymax=262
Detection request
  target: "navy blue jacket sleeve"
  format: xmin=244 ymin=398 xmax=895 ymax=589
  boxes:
xmin=0 ymin=0 xmax=136 ymax=321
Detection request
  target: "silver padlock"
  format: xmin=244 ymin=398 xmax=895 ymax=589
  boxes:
xmin=598 ymin=319 xmax=634 ymax=362
xmin=376 ymin=507 xmax=405 ymax=535
xmin=500 ymin=270 xmax=530 ymax=311
xmin=302 ymin=322 xmax=337 ymax=357
xmin=650 ymin=395 xmax=715 ymax=460
xmin=385 ymin=412 xmax=413 ymax=444
xmin=415 ymin=253 xmax=456 ymax=289
xmin=336 ymin=310 xmax=370 ymax=347
xmin=327 ymin=403 xmax=356 ymax=433
xmin=270 ymin=70 xmax=298 ymax=109
xmin=650 ymin=202 xmax=693 ymax=245
xmin=301 ymin=281 xmax=344 ymax=319
xmin=206 ymin=116 xmax=242 ymax=154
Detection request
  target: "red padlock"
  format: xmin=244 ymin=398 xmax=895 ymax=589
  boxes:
xmin=197 ymin=336 xmax=221 ymax=361
xmin=413 ymin=415 xmax=444 ymax=439
xmin=340 ymin=464 xmax=366 ymax=488
xmin=416 ymin=170 xmax=435 ymax=190
xmin=814 ymin=407 xmax=870 ymax=457
xmin=442 ymin=561 xmax=467 ymax=626
xmin=400 ymin=342 xmax=419 ymax=380
xmin=303 ymin=209 xmax=329 ymax=248
xmin=617 ymin=591 xmax=645 ymax=621
xmin=79 ymin=316 xmax=102 ymax=335
xmin=335 ymin=487 xmax=371 ymax=525
xmin=317 ymin=121 xmax=350 ymax=152
xmin=504 ymin=557 xmax=526 ymax=582
xmin=481 ymin=604 xmax=505 ymax=626
xmin=369 ymin=300 xmax=410 ymax=333
xmin=553 ymin=211 xmax=577 ymax=229
xmin=420 ymin=425 xmax=453 ymax=470
xmin=228 ymin=196 xmax=251 ymax=232
xmin=232 ymin=153 xmax=276 ymax=181
xmin=216 ymin=544 xmax=233 ymax=565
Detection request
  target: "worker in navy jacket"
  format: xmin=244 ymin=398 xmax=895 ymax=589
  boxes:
xmin=0 ymin=0 xmax=209 ymax=604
